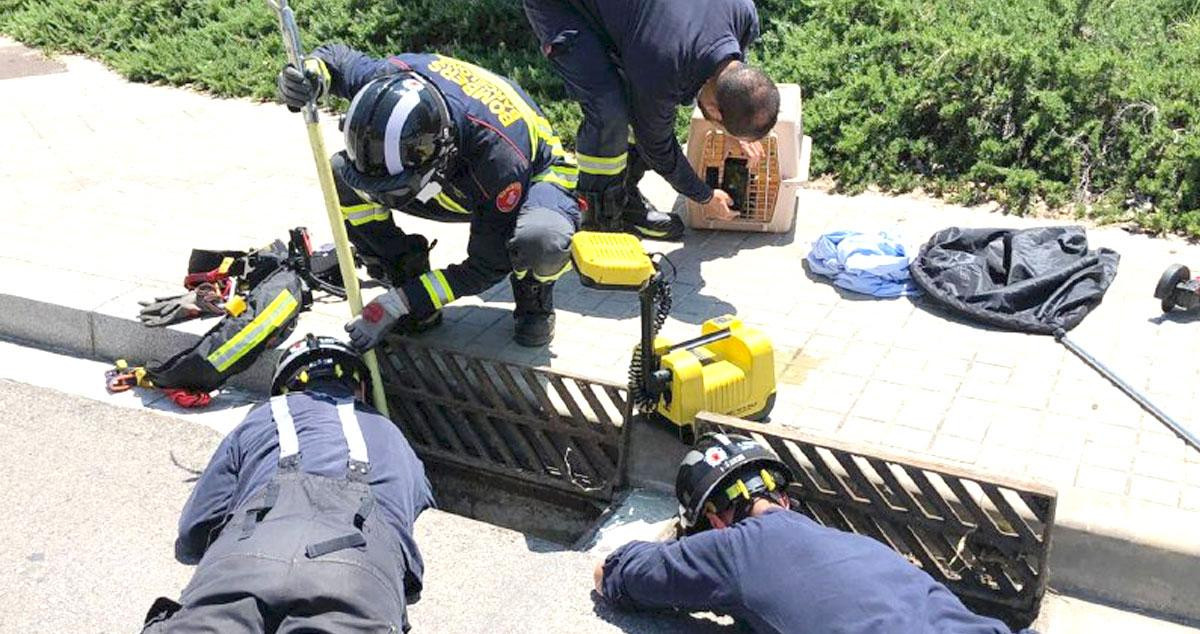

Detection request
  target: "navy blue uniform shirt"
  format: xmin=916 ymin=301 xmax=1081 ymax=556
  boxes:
xmin=603 ymin=507 xmax=1028 ymax=634
xmin=176 ymin=389 xmax=434 ymax=596
xmin=576 ymin=0 xmax=760 ymax=202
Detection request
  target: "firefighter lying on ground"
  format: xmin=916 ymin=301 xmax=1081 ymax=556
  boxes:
xmin=594 ymin=433 xmax=1036 ymax=634
xmin=278 ymin=44 xmax=582 ymax=349
xmin=523 ymin=0 xmax=780 ymax=240
xmin=142 ymin=336 xmax=433 ymax=632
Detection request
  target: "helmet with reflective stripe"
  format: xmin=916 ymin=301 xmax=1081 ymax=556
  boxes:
xmin=271 ymin=334 xmax=372 ymax=403
xmin=676 ymin=432 xmax=793 ymax=532
xmin=334 ymin=71 xmax=455 ymax=203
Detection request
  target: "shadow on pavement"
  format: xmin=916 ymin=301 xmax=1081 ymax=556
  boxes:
xmin=591 ymin=592 xmax=739 ymax=633
xmin=647 ymin=194 xmax=800 ymax=325
xmin=1148 ymin=311 xmax=1200 ymax=325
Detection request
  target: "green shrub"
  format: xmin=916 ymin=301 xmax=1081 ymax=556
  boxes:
xmin=2 ymin=0 xmax=1197 ymax=235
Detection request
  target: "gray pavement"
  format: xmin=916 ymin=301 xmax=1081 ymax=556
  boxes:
xmin=2 ymin=39 xmax=1200 ymax=624
xmin=1 ymin=371 xmax=1196 ymax=633
xmin=0 ymin=376 xmax=719 ymax=633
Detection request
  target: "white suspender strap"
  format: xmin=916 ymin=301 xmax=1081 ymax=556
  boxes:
xmin=270 ymin=395 xmax=300 ymax=462
xmin=337 ymin=400 xmax=370 ymax=468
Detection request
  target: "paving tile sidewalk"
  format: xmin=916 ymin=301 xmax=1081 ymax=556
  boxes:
xmin=2 ymin=40 xmax=1199 ymax=619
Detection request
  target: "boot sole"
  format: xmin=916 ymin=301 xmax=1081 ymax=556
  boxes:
xmin=626 ymin=222 xmax=685 ymax=241
xmin=513 ymin=331 xmax=553 ymax=347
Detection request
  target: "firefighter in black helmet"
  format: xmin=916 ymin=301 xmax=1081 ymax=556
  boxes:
xmin=594 ymin=433 xmax=1031 ymax=634
xmin=277 ymin=45 xmax=581 ymax=349
xmin=142 ymin=335 xmax=433 ymax=632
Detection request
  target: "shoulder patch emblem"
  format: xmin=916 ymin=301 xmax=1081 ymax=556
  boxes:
xmin=496 ymin=182 xmax=523 ymax=213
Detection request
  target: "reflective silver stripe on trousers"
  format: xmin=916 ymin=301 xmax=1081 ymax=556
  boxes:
xmin=270 ymin=395 xmax=300 ymax=461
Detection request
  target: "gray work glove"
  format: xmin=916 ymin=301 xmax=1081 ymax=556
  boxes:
xmin=276 ymin=58 xmax=329 ymax=112
xmin=345 ymin=289 xmax=410 ymax=351
xmin=138 ymin=283 xmax=225 ymax=327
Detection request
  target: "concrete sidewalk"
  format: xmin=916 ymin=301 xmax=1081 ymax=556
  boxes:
xmin=1 ymin=40 xmax=1198 ymax=623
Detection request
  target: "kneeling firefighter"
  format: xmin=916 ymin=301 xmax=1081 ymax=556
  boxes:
xmin=277 ymin=45 xmax=582 ymax=349
xmin=143 ymin=336 xmax=434 ymax=632
xmin=594 ymin=434 xmax=1030 ymax=633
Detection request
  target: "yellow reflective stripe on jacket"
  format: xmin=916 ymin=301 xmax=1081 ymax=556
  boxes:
xmin=433 ymin=192 xmax=470 ymax=214
xmin=534 ymin=118 xmax=568 ymax=157
xmin=533 ymin=164 xmax=579 ymax=190
xmin=206 ymin=290 xmax=300 ymax=372
xmin=342 ymin=203 xmax=389 ymax=226
xmin=419 ymin=271 xmax=455 ymax=310
xmin=577 ymin=152 xmax=628 ymax=176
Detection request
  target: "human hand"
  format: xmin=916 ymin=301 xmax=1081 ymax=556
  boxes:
xmin=345 ymin=289 xmax=409 ymax=350
xmin=738 ymin=139 xmax=765 ymax=168
xmin=276 ymin=58 xmax=328 ymax=112
xmin=703 ymin=189 xmax=738 ymax=222
xmin=593 ymin=560 xmax=606 ymax=597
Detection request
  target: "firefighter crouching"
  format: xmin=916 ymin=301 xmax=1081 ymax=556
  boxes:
xmin=278 ymin=44 xmax=581 ymax=349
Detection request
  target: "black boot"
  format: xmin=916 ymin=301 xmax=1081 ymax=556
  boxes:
xmin=578 ymin=185 xmax=627 ymax=232
xmin=620 ymin=146 xmax=685 ymax=241
xmin=511 ymin=274 xmax=555 ymax=347
xmin=579 ymin=183 xmax=685 ymax=240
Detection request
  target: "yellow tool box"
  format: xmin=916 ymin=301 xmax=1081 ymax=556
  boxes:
xmin=570 ymin=231 xmax=776 ymax=430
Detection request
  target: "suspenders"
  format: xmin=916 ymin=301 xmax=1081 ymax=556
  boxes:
xmin=238 ymin=395 xmax=376 ymax=554
xmin=270 ymin=394 xmax=371 ymax=478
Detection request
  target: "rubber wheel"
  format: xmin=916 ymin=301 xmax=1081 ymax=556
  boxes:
xmin=1154 ymin=264 xmax=1191 ymax=312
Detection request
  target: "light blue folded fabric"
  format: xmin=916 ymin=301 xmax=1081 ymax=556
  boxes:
xmin=806 ymin=230 xmax=922 ymax=298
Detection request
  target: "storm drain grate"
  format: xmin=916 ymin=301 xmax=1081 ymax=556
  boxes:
xmin=696 ymin=412 xmax=1056 ymax=629
xmin=379 ymin=336 xmax=630 ymax=501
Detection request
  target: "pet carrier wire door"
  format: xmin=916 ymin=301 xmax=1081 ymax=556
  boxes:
xmin=685 ymin=84 xmax=812 ymax=233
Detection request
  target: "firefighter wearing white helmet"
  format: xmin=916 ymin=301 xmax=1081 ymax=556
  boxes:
xmin=593 ymin=433 xmax=1031 ymax=634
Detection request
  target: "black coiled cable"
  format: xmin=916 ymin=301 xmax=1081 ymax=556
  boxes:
xmin=629 ymin=253 xmax=676 ymax=413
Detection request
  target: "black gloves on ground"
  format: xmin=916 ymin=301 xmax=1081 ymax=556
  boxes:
xmin=138 ymin=283 xmax=225 ymax=327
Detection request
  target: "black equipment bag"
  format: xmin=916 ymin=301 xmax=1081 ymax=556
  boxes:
xmin=909 ymin=226 xmax=1120 ymax=334
xmin=188 ymin=240 xmax=290 ymax=290
xmin=146 ymin=267 xmax=311 ymax=391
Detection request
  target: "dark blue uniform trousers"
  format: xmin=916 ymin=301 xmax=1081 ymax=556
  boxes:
xmin=523 ymin=0 xmax=641 ymax=194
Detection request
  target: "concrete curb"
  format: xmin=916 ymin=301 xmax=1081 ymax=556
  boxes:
xmin=3 ymin=285 xmax=1199 ymax=626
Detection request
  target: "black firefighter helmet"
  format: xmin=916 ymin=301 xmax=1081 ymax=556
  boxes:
xmin=271 ymin=334 xmax=372 ymax=402
xmin=676 ymin=432 xmax=794 ymax=533
xmin=333 ymin=71 xmax=456 ymax=204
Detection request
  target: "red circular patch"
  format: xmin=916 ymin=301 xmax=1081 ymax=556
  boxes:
xmin=496 ymin=182 xmax=523 ymax=213
xmin=362 ymin=302 xmax=385 ymax=324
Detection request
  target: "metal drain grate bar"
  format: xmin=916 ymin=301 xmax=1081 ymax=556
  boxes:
xmin=696 ymin=412 xmax=1056 ymax=629
xmin=379 ymin=336 xmax=629 ymax=501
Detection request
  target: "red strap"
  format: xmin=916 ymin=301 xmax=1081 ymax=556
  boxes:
xmin=164 ymin=388 xmax=213 ymax=409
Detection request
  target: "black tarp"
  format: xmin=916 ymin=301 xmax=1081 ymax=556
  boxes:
xmin=909 ymin=226 xmax=1120 ymax=335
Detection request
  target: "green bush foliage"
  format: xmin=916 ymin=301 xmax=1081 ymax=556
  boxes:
xmin=2 ymin=0 xmax=1197 ymax=234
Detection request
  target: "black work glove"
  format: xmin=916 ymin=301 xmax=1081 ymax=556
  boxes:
xmin=138 ymin=283 xmax=225 ymax=327
xmin=276 ymin=58 xmax=329 ymax=112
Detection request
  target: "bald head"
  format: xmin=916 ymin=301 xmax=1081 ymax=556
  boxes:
xmin=715 ymin=65 xmax=780 ymax=140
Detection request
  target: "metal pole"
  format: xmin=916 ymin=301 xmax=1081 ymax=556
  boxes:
xmin=265 ymin=0 xmax=390 ymax=417
xmin=1056 ymin=330 xmax=1198 ymax=453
